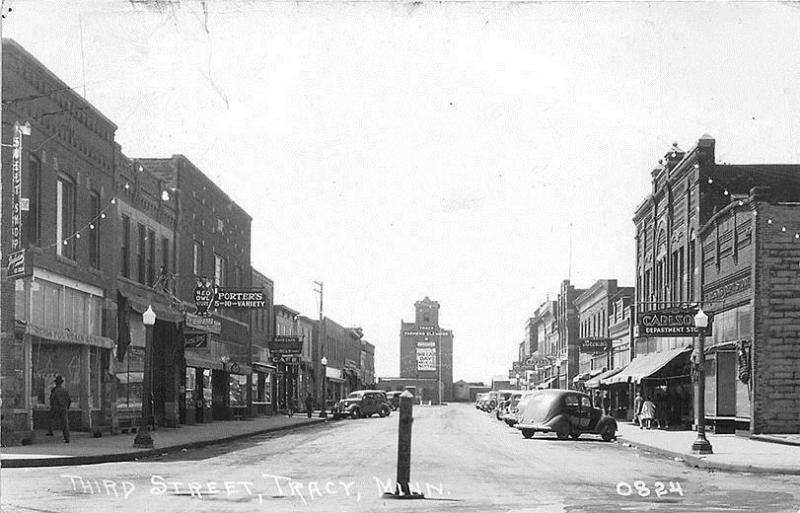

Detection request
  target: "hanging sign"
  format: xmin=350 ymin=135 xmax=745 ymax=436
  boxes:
xmin=637 ymin=307 xmax=710 ymax=337
xmin=578 ymin=338 xmax=612 ymax=354
xmin=269 ymin=335 xmax=302 ymax=355
xmin=212 ymin=288 xmax=266 ymax=309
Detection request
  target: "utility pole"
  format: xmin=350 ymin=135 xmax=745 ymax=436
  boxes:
xmin=314 ymin=281 xmax=326 ymax=418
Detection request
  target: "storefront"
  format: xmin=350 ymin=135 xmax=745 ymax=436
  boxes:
xmin=251 ymin=362 xmax=275 ymax=415
xmin=15 ymin=271 xmax=113 ymax=433
xmin=603 ymin=345 xmax=693 ymax=428
xmin=325 ymin=366 xmax=345 ymax=403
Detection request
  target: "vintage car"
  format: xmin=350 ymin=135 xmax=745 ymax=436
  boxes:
xmin=332 ymin=390 xmax=392 ymax=419
xmin=502 ymin=391 xmax=524 ymax=426
xmin=515 ymin=389 xmax=617 ymax=441
xmin=385 ymin=391 xmax=403 ymax=410
xmin=483 ymin=391 xmax=499 ymax=412
xmin=474 ymin=393 xmax=489 ymax=409
xmin=494 ymin=390 xmax=516 ymax=420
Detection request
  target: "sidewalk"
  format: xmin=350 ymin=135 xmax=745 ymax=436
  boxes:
xmin=616 ymin=422 xmax=800 ymax=475
xmin=1 ymin=413 xmax=328 ymax=468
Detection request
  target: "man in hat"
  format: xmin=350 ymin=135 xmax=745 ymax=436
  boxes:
xmin=46 ymin=376 xmax=71 ymax=443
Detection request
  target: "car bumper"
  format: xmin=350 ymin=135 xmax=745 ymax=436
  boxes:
xmin=515 ymin=423 xmax=551 ymax=432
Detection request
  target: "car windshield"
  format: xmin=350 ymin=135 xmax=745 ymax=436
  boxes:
xmin=347 ymin=392 xmax=361 ymax=399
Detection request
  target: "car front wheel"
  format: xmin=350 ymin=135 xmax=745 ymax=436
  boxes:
xmin=522 ymin=429 xmax=534 ymax=439
xmin=350 ymin=408 xmax=361 ymax=419
xmin=379 ymin=406 xmax=390 ymax=417
xmin=600 ymin=425 xmax=616 ymax=442
xmin=555 ymin=425 xmax=570 ymax=440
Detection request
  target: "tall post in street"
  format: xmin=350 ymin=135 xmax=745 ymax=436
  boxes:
xmin=691 ymin=308 xmax=713 ymax=454
xmin=383 ymin=391 xmax=424 ymax=499
xmin=314 ymin=281 xmax=327 ymax=418
xmin=134 ymin=305 xmax=156 ymax=448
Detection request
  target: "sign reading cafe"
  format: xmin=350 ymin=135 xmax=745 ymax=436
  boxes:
xmin=637 ymin=307 xmax=711 ymax=337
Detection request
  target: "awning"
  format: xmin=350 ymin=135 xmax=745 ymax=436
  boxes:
xmin=572 ymin=368 xmax=606 ymax=384
xmin=325 ymin=375 xmax=346 ymax=383
xmin=119 ymin=291 xmax=184 ymax=323
xmin=252 ymin=361 xmax=276 ymax=372
xmin=537 ymin=377 xmax=557 ymax=389
xmin=604 ymin=346 xmax=692 ymax=385
xmin=586 ymin=367 xmax=626 ymax=389
xmin=26 ymin=324 xmax=115 ymax=349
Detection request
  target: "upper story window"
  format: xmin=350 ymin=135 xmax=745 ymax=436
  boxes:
xmin=214 ymin=253 xmax=226 ymax=287
xmin=27 ymin=155 xmax=42 ymax=246
xmin=161 ymin=237 xmax=170 ymax=275
xmin=147 ymin=229 xmax=156 ymax=286
xmin=137 ymin=223 xmax=146 ymax=284
xmin=193 ymin=241 xmax=203 ymax=276
xmin=89 ymin=191 xmax=101 ymax=269
xmin=121 ymin=215 xmax=131 ymax=278
xmin=56 ymin=175 xmax=76 ymax=259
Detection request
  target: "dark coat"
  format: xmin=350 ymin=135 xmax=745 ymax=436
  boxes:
xmin=50 ymin=385 xmax=71 ymax=411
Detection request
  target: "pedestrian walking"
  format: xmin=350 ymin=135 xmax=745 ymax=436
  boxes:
xmin=287 ymin=396 xmax=296 ymax=418
xmin=640 ymin=397 xmax=656 ymax=430
xmin=46 ymin=376 xmax=71 ymax=443
xmin=633 ymin=392 xmax=644 ymax=426
xmin=305 ymin=393 xmax=314 ymax=418
xmin=602 ymin=393 xmax=611 ymax=416
xmin=655 ymin=394 xmax=668 ymax=429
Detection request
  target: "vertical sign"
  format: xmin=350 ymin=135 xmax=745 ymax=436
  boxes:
xmin=11 ymin=123 xmax=23 ymax=252
xmin=416 ymin=341 xmax=437 ymax=371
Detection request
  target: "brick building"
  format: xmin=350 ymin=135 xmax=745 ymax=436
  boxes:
xmin=2 ymin=39 xmax=118 ymax=440
xmin=138 ymin=155 xmax=254 ymax=423
xmin=398 ymin=297 xmax=454 ymax=402
xmin=625 ymin=135 xmax=800 ymax=433
xmin=250 ymin=268 xmax=274 ymax=415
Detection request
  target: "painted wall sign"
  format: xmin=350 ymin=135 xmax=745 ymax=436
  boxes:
xmin=416 ymin=346 xmax=437 ymax=371
xmin=185 ymin=313 xmax=222 ymax=334
xmin=704 ymin=275 xmax=751 ymax=303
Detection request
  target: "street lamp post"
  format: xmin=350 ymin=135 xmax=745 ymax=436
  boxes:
xmin=691 ymin=308 xmax=713 ymax=454
xmin=320 ymin=356 xmax=328 ymax=419
xmin=134 ymin=305 xmax=156 ymax=448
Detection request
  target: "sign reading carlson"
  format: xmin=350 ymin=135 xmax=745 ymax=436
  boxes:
xmin=213 ymin=288 xmax=266 ymax=309
xmin=637 ymin=307 xmax=709 ymax=337
xmin=578 ymin=338 xmax=612 ymax=354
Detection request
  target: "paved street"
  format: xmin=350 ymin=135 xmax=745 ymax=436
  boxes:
xmin=2 ymin=404 xmax=799 ymax=513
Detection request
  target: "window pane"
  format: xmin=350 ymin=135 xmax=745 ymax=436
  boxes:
xmin=121 ymin=216 xmax=130 ymax=278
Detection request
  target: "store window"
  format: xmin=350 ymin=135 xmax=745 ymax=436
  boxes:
xmin=31 ymin=343 xmax=81 ymax=408
xmin=230 ymin=374 xmax=247 ymax=406
xmin=115 ymin=346 xmax=144 ymax=409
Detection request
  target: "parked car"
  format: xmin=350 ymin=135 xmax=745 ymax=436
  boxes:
xmin=502 ymin=391 xmax=524 ymax=426
xmin=515 ymin=389 xmax=617 ymax=441
xmin=494 ymin=390 xmax=516 ymax=420
xmin=474 ymin=393 xmax=489 ymax=409
xmin=332 ymin=390 xmax=392 ymax=419
xmin=385 ymin=391 xmax=403 ymax=410
xmin=484 ymin=391 xmax=498 ymax=412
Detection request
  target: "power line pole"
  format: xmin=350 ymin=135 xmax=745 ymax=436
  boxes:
xmin=314 ymin=281 xmax=326 ymax=418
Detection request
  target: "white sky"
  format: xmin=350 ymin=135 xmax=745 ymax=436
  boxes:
xmin=6 ymin=1 xmax=800 ymax=384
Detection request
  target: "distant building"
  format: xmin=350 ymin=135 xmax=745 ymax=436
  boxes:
xmin=453 ymin=380 xmax=489 ymax=401
xmin=399 ymin=297 xmax=454 ymax=402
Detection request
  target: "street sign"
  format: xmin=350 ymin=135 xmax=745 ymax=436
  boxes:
xmin=212 ymin=288 xmax=267 ymax=309
xmin=637 ymin=307 xmax=711 ymax=337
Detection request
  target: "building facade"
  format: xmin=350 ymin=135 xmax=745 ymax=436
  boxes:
xmin=250 ymin=269 xmax=274 ymax=415
xmin=2 ymin=40 xmax=119 ymax=439
xmin=629 ymin=136 xmax=800 ymax=433
xmin=399 ymin=297 xmax=454 ymax=402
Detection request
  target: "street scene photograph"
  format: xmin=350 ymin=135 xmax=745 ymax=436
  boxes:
xmin=1 ymin=1 xmax=800 ymax=512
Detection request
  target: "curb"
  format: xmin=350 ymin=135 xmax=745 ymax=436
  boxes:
xmin=1 ymin=418 xmax=327 ymax=469
xmin=617 ymin=437 xmax=800 ymax=476
xmin=750 ymin=434 xmax=800 ymax=448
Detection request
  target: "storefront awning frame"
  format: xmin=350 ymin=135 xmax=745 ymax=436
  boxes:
xmin=603 ymin=346 xmax=692 ymax=385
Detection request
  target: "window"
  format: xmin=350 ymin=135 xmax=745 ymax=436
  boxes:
xmin=137 ymin=224 xmax=146 ymax=284
xmin=161 ymin=237 xmax=170 ymax=275
xmin=147 ymin=229 xmax=156 ymax=286
xmin=214 ymin=253 xmax=226 ymax=287
xmin=27 ymin=156 xmax=41 ymax=246
xmin=56 ymin=175 xmax=75 ymax=259
xmin=688 ymin=239 xmax=696 ymax=300
xmin=120 ymin=216 xmax=131 ymax=278
xmin=193 ymin=241 xmax=203 ymax=276
xmin=89 ymin=191 xmax=100 ymax=268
